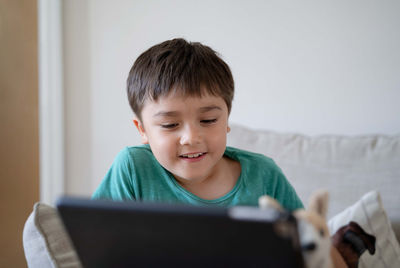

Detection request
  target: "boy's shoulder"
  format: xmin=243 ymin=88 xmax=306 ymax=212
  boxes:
xmin=123 ymin=144 xmax=152 ymax=153
xmin=225 ymin=146 xmax=280 ymax=171
xmin=115 ymin=144 xmax=154 ymax=162
xmin=225 ymin=146 xmax=274 ymax=162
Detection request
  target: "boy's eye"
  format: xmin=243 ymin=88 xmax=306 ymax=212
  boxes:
xmin=161 ymin=123 xmax=178 ymax=129
xmin=201 ymin=119 xmax=217 ymax=124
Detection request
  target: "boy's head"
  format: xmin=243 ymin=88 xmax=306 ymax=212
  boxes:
xmin=127 ymin=38 xmax=234 ymax=120
xmin=127 ymin=39 xmax=238 ymax=189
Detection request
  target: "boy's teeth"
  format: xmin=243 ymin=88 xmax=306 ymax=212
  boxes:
xmin=182 ymin=153 xmax=203 ymax=158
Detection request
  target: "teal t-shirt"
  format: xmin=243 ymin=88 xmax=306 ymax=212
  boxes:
xmin=92 ymin=145 xmax=303 ymax=211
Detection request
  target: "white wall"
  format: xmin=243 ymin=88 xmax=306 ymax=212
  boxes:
xmin=63 ymin=0 xmax=400 ymax=196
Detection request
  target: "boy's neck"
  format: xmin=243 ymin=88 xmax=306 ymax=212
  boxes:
xmin=175 ymin=156 xmax=241 ymax=200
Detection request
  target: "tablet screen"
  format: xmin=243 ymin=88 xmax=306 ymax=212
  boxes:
xmin=57 ymin=197 xmax=304 ymax=268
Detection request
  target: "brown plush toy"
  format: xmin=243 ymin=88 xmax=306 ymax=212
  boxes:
xmin=331 ymin=221 xmax=376 ymax=268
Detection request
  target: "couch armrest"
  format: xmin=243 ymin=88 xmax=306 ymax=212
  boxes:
xmin=23 ymin=203 xmax=82 ymax=268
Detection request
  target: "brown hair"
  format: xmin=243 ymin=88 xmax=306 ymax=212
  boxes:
xmin=127 ymin=38 xmax=234 ymax=119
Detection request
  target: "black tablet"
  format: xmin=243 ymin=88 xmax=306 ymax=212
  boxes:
xmin=57 ymin=197 xmax=304 ymax=268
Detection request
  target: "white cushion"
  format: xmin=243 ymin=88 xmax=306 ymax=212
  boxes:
xmin=23 ymin=203 xmax=82 ymax=268
xmin=328 ymin=191 xmax=400 ymax=268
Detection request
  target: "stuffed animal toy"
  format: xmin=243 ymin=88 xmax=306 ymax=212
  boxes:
xmin=331 ymin=221 xmax=376 ymax=268
xmin=259 ymin=190 xmax=347 ymax=268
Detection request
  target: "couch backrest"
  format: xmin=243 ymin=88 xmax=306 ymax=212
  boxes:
xmin=227 ymin=124 xmax=400 ymax=234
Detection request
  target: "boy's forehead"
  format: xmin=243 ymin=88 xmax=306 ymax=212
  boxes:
xmin=142 ymin=93 xmax=227 ymax=114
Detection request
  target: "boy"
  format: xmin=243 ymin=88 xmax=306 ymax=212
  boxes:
xmin=92 ymin=38 xmax=303 ymax=211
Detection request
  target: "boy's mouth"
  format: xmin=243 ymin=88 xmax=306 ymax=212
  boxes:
xmin=179 ymin=152 xmax=206 ymax=159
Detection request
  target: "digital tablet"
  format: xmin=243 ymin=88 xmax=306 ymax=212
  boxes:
xmin=57 ymin=197 xmax=304 ymax=268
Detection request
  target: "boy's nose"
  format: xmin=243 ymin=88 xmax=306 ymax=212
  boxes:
xmin=180 ymin=125 xmax=201 ymax=145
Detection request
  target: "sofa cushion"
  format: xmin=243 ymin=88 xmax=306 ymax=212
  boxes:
xmin=227 ymin=124 xmax=400 ymax=239
xmin=328 ymin=191 xmax=400 ymax=267
xmin=23 ymin=203 xmax=82 ymax=268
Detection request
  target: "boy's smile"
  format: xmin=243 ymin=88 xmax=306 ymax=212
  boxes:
xmin=179 ymin=152 xmax=206 ymax=161
xmin=134 ymin=91 xmax=239 ymax=198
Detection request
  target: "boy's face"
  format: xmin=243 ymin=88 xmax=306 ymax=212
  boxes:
xmin=134 ymin=92 xmax=230 ymax=186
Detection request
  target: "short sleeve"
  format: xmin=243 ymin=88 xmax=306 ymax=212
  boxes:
xmin=92 ymin=148 xmax=136 ymax=201
xmin=273 ymin=170 xmax=304 ymax=211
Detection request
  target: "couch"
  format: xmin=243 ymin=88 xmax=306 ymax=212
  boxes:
xmin=23 ymin=124 xmax=400 ymax=267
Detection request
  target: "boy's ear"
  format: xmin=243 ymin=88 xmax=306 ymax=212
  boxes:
xmin=133 ymin=119 xmax=149 ymax=144
xmin=227 ymin=125 xmax=231 ymax=133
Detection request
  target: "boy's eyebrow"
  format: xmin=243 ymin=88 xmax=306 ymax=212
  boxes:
xmin=153 ymin=111 xmax=180 ymax=118
xmin=198 ymin=105 xmax=222 ymax=113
